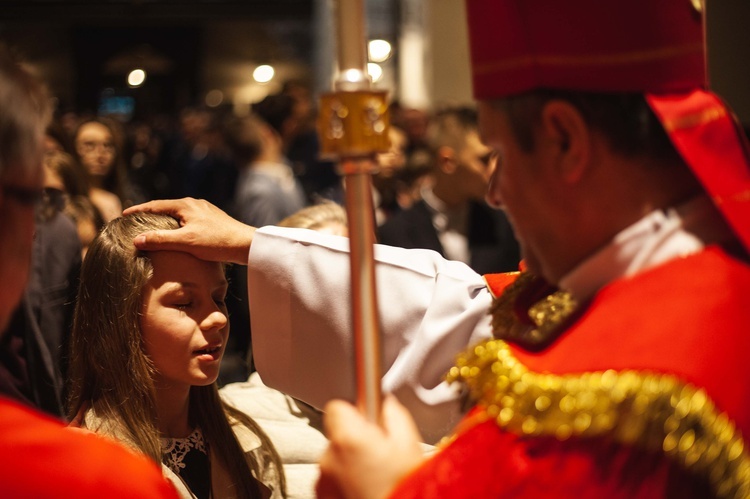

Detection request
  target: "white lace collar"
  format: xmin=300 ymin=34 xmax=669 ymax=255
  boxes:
xmin=161 ymin=427 xmax=207 ymax=474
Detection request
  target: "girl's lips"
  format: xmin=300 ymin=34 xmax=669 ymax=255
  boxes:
xmin=194 ymin=345 xmax=222 ymax=360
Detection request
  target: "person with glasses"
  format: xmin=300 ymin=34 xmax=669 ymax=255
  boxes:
xmin=73 ymin=117 xmax=131 ymax=222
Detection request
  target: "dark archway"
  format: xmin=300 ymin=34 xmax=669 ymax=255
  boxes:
xmin=73 ymin=25 xmax=200 ymax=119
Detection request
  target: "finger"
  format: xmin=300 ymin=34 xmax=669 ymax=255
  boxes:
xmin=381 ymin=395 xmax=422 ymax=442
xmin=133 ymin=228 xmax=195 ymax=253
xmin=123 ymin=198 xmax=191 ymax=218
xmin=322 ymin=399 xmax=369 ymax=440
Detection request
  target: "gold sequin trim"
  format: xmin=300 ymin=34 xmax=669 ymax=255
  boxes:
xmin=447 ymin=339 xmax=750 ymax=498
xmin=489 ymin=271 xmax=578 ymax=348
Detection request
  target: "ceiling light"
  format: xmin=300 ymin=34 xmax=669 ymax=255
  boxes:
xmin=253 ymin=65 xmax=275 ymax=84
xmin=368 ymin=40 xmax=392 ymax=63
xmin=367 ymin=63 xmax=383 ymax=83
xmin=127 ymin=69 xmax=146 ymax=87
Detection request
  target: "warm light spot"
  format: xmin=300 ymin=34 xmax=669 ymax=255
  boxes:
xmin=205 ymin=89 xmax=224 ymax=107
xmin=368 ymin=39 xmax=392 ymax=62
xmin=253 ymin=65 xmax=275 ymax=84
xmin=367 ymin=63 xmax=383 ymax=83
xmin=127 ymin=69 xmax=146 ymax=87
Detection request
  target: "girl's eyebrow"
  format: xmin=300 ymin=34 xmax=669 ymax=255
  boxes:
xmin=160 ymin=280 xmax=228 ymax=293
xmin=157 ymin=283 xmax=194 ymax=298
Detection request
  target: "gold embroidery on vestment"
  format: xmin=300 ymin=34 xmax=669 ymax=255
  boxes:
xmin=447 ymin=339 xmax=750 ymax=498
xmin=489 ymin=271 xmax=578 ymax=348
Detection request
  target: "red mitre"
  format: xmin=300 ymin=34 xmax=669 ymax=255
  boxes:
xmin=465 ymin=0 xmax=750 ymax=252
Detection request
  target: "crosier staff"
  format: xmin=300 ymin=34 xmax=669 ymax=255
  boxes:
xmin=317 ymin=0 xmax=390 ymax=423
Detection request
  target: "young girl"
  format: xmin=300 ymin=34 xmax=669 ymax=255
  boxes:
xmin=67 ymin=213 xmax=285 ymax=499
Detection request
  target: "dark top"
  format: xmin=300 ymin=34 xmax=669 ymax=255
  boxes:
xmin=378 ymin=199 xmax=520 ymax=275
xmin=0 ymin=211 xmax=81 ymax=417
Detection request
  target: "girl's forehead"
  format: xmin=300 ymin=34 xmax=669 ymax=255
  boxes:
xmin=78 ymin=122 xmax=111 ymax=138
xmin=148 ymin=251 xmax=226 ymax=284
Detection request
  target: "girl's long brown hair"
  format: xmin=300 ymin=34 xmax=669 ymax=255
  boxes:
xmin=67 ymin=213 xmax=285 ymax=498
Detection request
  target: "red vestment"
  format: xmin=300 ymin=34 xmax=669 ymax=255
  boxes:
xmin=391 ymin=246 xmax=750 ymax=497
xmin=0 ymin=397 xmax=178 ymax=498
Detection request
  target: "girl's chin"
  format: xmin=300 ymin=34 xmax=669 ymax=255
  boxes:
xmin=194 ymin=371 xmax=221 ymax=386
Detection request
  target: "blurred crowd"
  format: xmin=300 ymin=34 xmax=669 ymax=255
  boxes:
xmin=42 ymin=89 xmax=446 ymax=258
xmin=27 ymin=79 xmax=521 ymax=396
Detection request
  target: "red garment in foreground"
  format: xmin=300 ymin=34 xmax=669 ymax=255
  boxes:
xmin=391 ymin=246 xmax=750 ymax=498
xmin=0 ymin=397 xmax=178 ymax=499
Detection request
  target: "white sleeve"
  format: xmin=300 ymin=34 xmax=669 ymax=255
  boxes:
xmin=247 ymin=225 xmax=493 ymax=443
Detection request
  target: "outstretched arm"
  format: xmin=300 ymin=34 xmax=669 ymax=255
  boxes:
xmin=123 ymin=198 xmax=256 ymax=265
xmin=249 ymin=226 xmax=494 ymax=443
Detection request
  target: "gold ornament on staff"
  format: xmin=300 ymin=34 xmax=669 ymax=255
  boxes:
xmin=317 ymin=0 xmax=390 ymax=422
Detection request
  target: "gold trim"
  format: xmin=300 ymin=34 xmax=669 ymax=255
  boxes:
xmin=489 ymin=271 xmax=578 ymax=349
xmin=447 ymin=339 xmax=750 ymax=498
xmin=474 ymin=43 xmax=703 ymax=76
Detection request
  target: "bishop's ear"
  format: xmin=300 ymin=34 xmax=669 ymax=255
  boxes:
xmin=540 ymin=100 xmax=591 ymax=183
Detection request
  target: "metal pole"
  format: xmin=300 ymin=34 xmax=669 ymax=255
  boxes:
xmin=343 ymin=159 xmax=381 ymax=423
xmin=318 ymin=0 xmax=390 ymax=423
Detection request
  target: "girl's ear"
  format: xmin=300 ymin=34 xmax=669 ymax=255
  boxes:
xmin=539 ymin=100 xmax=591 ymax=184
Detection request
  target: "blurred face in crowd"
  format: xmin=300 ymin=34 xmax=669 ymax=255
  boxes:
xmin=140 ymin=251 xmax=229 ymax=396
xmin=0 ymin=161 xmax=43 ymax=332
xmin=455 ymin=130 xmax=495 ymax=202
xmin=75 ymin=121 xmax=116 ymax=178
xmin=376 ymin=127 xmax=407 ymax=178
xmin=403 ymin=108 xmax=429 ymax=145
xmin=44 ymin=134 xmax=65 ymax=153
xmin=43 ymin=160 xmax=66 ymax=192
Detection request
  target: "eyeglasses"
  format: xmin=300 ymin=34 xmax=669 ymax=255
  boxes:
xmin=479 ymin=152 xmax=498 ymax=166
xmin=78 ymin=141 xmax=115 ymax=154
xmin=2 ymin=184 xmax=44 ymax=208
